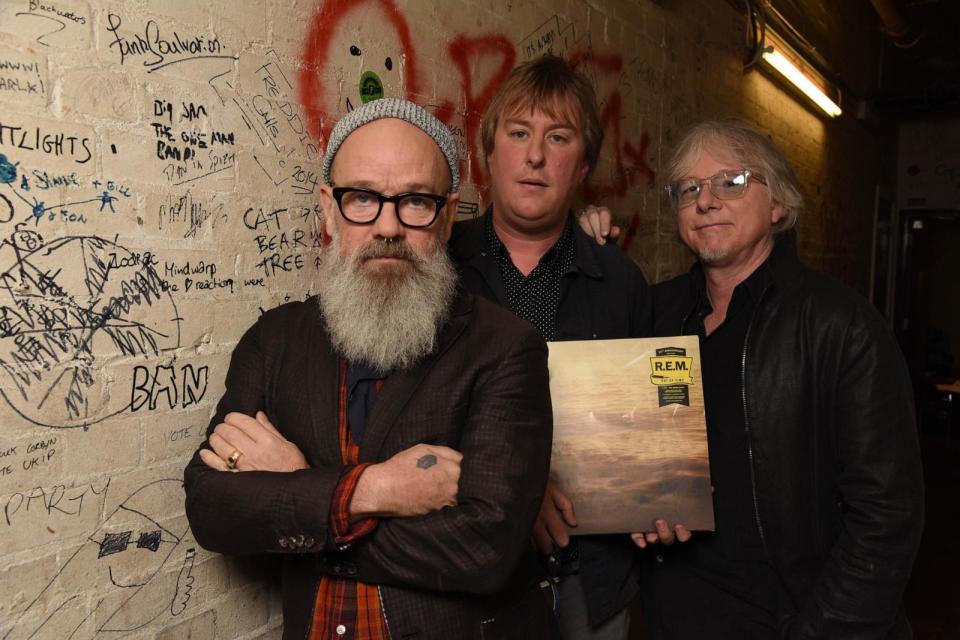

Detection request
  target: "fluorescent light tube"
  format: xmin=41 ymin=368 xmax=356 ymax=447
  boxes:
xmin=761 ymin=47 xmax=842 ymax=117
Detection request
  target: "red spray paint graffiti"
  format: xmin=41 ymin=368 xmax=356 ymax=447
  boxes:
xmin=299 ymin=0 xmax=419 ymax=147
xmin=618 ymin=211 xmax=641 ymax=251
xmin=436 ymin=34 xmax=516 ymax=189
xmin=570 ymin=50 xmax=657 ymax=202
xmin=298 ymin=1 xmax=656 ymax=248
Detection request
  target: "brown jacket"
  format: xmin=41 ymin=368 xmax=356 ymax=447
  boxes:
xmin=184 ymin=291 xmax=555 ymax=639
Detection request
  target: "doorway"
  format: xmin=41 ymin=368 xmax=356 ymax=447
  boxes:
xmin=897 ymin=209 xmax=960 ymax=639
xmin=896 ymin=210 xmax=960 ymax=383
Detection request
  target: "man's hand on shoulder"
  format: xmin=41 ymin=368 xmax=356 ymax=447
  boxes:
xmin=349 ymin=443 xmax=462 ymax=521
xmin=630 ymin=519 xmax=692 ymax=549
xmin=575 ymin=204 xmax=621 ymax=245
xmin=532 ymin=481 xmax=577 ymax=554
xmin=199 ymin=411 xmax=309 ymax=472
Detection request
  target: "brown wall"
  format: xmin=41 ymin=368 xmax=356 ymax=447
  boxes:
xmin=628 ymin=0 xmax=893 ymax=288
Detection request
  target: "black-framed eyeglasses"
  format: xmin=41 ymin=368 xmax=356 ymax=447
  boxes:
xmin=331 ymin=187 xmax=448 ymax=228
xmin=665 ymin=170 xmax=767 ymax=209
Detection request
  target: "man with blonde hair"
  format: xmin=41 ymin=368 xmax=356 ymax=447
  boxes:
xmin=449 ymin=55 xmax=671 ymax=640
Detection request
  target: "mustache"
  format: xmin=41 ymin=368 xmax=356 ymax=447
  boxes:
xmin=355 ymin=239 xmax=424 ymax=263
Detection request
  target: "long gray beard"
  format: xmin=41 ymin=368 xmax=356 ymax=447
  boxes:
xmin=316 ymin=235 xmax=458 ymax=372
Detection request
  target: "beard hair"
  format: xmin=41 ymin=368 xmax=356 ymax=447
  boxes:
xmin=316 ymin=230 xmax=458 ymax=372
xmin=695 ymin=247 xmax=730 ymax=264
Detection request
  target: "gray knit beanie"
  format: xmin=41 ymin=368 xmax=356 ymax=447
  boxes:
xmin=321 ymin=98 xmax=460 ymax=193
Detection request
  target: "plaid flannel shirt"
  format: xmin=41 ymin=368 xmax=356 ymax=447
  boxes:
xmin=309 ymin=359 xmax=389 ymax=640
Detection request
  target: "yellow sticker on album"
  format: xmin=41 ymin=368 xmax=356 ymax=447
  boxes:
xmin=649 ymin=356 xmax=694 ymax=386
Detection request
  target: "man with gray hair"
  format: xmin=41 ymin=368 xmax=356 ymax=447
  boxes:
xmin=583 ymin=120 xmax=924 ymax=638
xmin=184 ymin=98 xmax=555 ymax=639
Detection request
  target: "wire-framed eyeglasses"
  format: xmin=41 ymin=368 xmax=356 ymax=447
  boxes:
xmin=331 ymin=187 xmax=448 ymax=228
xmin=666 ymin=170 xmax=768 ymax=208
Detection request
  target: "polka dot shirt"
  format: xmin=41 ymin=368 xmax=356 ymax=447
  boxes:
xmin=485 ymin=214 xmax=575 ymax=342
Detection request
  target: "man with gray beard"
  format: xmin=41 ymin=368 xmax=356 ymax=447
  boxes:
xmin=316 ymin=205 xmax=458 ymax=372
xmin=184 ymin=99 xmax=556 ymax=640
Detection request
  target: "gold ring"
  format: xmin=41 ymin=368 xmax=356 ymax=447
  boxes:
xmin=225 ymin=449 xmax=243 ymax=470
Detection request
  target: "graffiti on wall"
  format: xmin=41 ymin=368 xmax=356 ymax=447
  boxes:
xmin=104 ymin=12 xmax=236 ymax=74
xmin=0 ymin=226 xmax=182 ymax=429
xmin=0 ymin=2 xmax=670 ymax=637
xmin=3 ymin=2 xmax=89 ymax=48
xmin=208 ymin=48 xmax=322 ymax=201
xmin=1 ymin=153 xmax=133 ymax=227
xmin=2 ymin=479 xmax=195 ymax=640
xmin=298 ymin=1 xmax=657 ymax=233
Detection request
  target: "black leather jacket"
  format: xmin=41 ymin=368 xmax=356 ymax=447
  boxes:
xmin=652 ymin=240 xmax=924 ymax=639
xmin=449 ymin=211 xmax=652 ymax=627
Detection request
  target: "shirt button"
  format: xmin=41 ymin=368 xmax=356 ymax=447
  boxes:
xmin=336 ymin=624 xmax=347 ymax=635
xmin=655 ymin=554 xmax=664 ymax=563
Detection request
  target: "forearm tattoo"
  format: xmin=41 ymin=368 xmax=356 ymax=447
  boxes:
xmin=416 ymin=454 xmax=437 ymax=469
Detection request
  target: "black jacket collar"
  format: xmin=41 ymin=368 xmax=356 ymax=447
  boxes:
xmin=450 ymin=207 xmax=604 ymax=280
xmin=687 ymin=232 xmax=803 ymax=305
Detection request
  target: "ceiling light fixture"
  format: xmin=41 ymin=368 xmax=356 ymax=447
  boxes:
xmin=761 ymin=28 xmax=842 ymax=118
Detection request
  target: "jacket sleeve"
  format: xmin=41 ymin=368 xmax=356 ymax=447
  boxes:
xmin=787 ymin=307 xmax=924 ymax=638
xmin=630 ymin=267 xmax=653 ymax=338
xmin=183 ymin=315 xmax=347 ymax=556
xmin=343 ymin=329 xmax=553 ymax=595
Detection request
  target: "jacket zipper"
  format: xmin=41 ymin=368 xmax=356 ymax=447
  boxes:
xmin=378 ymin=586 xmax=393 ymax=640
xmin=741 ymin=283 xmax=771 ymax=553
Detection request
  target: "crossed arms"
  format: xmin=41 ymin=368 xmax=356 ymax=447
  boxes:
xmin=183 ymin=306 xmax=552 ymax=594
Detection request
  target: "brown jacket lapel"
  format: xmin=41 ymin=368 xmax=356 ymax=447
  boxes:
xmin=306 ymin=306 xmax=346 ymax=468
xmin=359 ymin=290 xmax=474 ymax=462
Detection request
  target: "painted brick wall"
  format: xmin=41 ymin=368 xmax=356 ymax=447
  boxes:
xmin=0 ymin=1 xmax=886 ymax=638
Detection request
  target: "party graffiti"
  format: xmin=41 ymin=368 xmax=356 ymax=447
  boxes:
xmin=2 ymin=479 xmax=195 ymax=640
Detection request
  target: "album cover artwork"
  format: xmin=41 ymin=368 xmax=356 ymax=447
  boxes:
xmin=548 ymin=336 xmax=715 ymax=534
